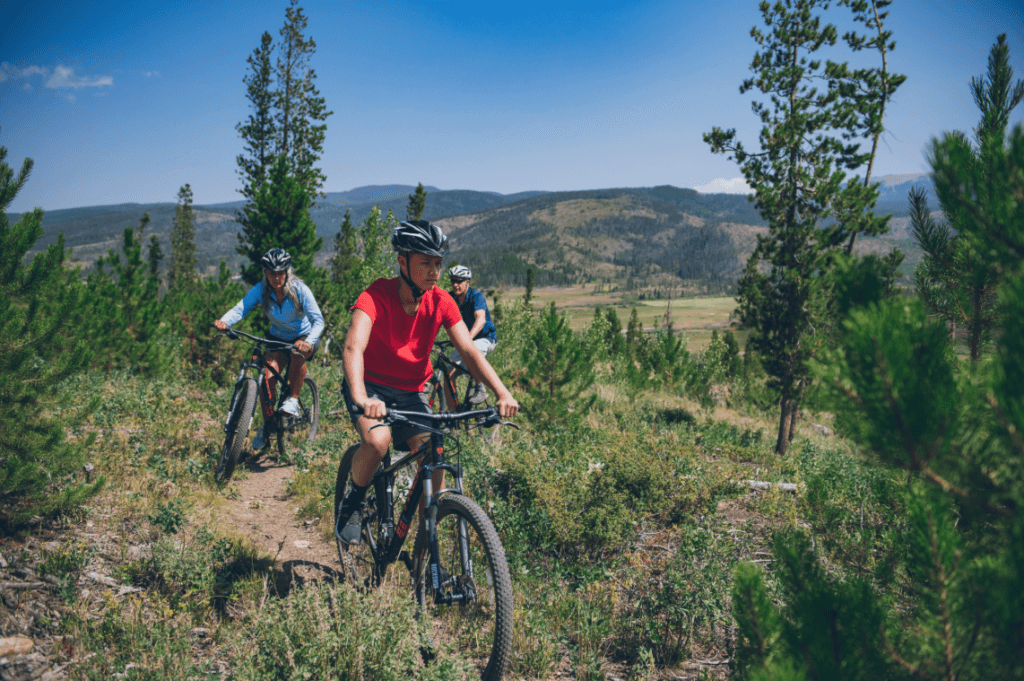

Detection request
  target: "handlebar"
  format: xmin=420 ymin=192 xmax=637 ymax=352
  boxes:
xmin=213 ymin=324 xmax=296 ymax=352
xmin=349 ymin=405 xmax=519 ymax=432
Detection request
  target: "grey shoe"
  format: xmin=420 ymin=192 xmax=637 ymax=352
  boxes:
xmin=469 ymin=384 xmax=488 ymax=405
xmin=252 ymin=423 xmax=269 ymax=450
xmin=335 ymin=506 xmax=362 ymax=545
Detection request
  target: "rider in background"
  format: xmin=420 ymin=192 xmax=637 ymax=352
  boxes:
xmin=214 ymin=248 xmax=324 ymax=451
xmin=445 ymin=265 xmax=497 ymax=405
xmin=337 ymin=220 xmax=518 ymax=545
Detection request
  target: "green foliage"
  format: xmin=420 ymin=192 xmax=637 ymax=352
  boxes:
xmin=231 ymin=582 xmax=473 ymax=680
xmin=921 ymin=33 xmax=1024 ymax=362
xmin=84 ymin=215 xmax=172 ymax=374
xmin=236 ymin=155 xmax=324 ymax=283
xmin=167 ymin=183 xmax=198 ymax=293
xmin=617 ymin=523 xmax=735 ymax=665
xmin=235 ymin=0 xmax=331 ymax=283
xmin=733 ymin=41 xmax=1024 ymax=677
xmin=519 ymin=302 xmax=596 ymax=425
xmin=406 ymin=181 xmax=427 ymax=220
xmin=147 ymin=498 xmax=189 ymax=535
xmin=0 ymin=142 xmax=102 ymax=524
xmin=704 ymin=0 xmax=903 ymax=453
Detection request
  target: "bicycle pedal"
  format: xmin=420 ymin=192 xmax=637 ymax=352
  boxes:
xmin=399 ymin=550 xmax=413 ymax=572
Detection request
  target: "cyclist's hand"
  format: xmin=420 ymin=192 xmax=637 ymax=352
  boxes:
xmin=293 ymin=340 xmax=312 ymax=356
xmin=213 ymin=320 xmax=227 ymax=332
xmin=496 ymin=392 xmax=519 ymax=419
xmin=357 ymin=397 xmax=387 ymax=420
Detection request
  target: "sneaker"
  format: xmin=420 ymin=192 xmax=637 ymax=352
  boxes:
xmin=252 ymin=423 xmax=269 ymax=450
xmin=335 ymin=505 xmax=362 ymax=545
xmin=469 ymin=384 xmax=488 ymax=405
xmin=280 ymin=396 xmax=301 ymax=417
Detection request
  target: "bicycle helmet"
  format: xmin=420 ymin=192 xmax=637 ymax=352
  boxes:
xmin=261 ymin=248 xmax=292 ymax=272
xmin=448 ymin=265 xmax=473 ymax=281
xmin=391 ymin=220 xmax=449 ymax=257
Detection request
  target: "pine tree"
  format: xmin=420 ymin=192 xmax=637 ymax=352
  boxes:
xmin=235 ymin=2 xmax=331 ymax=279
xmin=236 ymin=31 xmax=276 ymax=204
xmin=0 ymin=143 xmax=102 ymax=524
xmin=236 ymin=155 xmax=323 ymax=284
xmin=147 ymin=234 xmax=164 ymax=283
xmin=356 ymin=205 xmax=398 ymax=290
xmin=914 ymin=33 xmax=1023 ymax=363
xmin=328 ymin=209 xmax=360 ymax=307
xmin=731 ymin=37 xmax=1024 ymax=681
xmin=168 ymin=183 xmax=198 ymax=292
xmin=406 ymin=182 xmax=427 ymax=220
xmin=274 ymin=0 xmax=331 ymax=199
xmin=86 ymin=214 xmax=170 ymax=373
xmin=519 ymin=302 xmax=596 ymax=426
xmin=524 ymin=266 xmax=535 ymax=307
xmin=704 ymin=0 xmax=901 ymax=454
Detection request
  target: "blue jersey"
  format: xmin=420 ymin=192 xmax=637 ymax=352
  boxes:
xmin=220 ymin=279 xmax=325 ymax=346
xmin=456 ymin=286 xmax=496 ymax=343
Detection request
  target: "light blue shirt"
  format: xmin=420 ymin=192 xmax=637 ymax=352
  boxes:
xmin=220 ymin=279 xmax=325 ymax=346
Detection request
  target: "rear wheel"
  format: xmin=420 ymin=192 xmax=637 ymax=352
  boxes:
xmin=334 ymin=444 xmax=388 ymax=588
xmin=216 ymin=378 xmax=257 ymax=483
xmin=276 ymin=376 xmax=320 ymax=459
xmin=413 ymin=494 xmax=513 ymax=681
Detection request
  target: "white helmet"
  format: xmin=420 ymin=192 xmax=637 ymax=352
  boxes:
xmin=448 ymin=265 xmax=473 ymax=281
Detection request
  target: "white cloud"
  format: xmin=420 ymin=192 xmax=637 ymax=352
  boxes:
xmin=691 ymin=177 xmax=754 ymax=195
xmin=63 ymin=93 xmax=76 ymax=102
xmin=143 ymin=70 xmax=160 ymax=77
xmin=1 ymin=62 xmax=49 ymax=82
xmin=45 ymin=65 xmax=113 ymax=90
xmin=23 ymin=83 xmax=32 ymax=91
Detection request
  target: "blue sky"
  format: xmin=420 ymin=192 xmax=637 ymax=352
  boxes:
xmin=2 ymin=0 xmax=1023 ymax=213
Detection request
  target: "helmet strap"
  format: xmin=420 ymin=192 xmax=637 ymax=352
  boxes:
xmin=398 ymin=255 xmax=425 ymax=301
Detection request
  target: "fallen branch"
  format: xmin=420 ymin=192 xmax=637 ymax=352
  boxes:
xmin=736 ymin=480 xmax=801 ymax=493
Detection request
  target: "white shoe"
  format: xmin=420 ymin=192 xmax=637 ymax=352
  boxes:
xmin=252 ymin=423 xmax=269 ymax=450
xmin=469 ymin=384 xmax=488 ymax=405
xmin=280 ymin=396 xmax=301 ymax=417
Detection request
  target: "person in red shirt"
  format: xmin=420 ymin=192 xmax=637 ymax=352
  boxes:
xmin=337 ymin=220 xmax=518 ymax=545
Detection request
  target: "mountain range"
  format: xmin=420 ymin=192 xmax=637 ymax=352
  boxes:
xmin=14 ymin=174 xmax=930 ymax=287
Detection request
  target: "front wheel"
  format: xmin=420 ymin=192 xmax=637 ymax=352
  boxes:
xmin=276 ymin=376 xmax=320 ymax=459
xmin=413 ymin=494 xmax=513 ymax=681
xmin=216 ymin=378 xmax=257 ymax=483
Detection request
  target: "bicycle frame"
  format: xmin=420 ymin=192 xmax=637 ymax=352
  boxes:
xmin=222 ymin=330 xmax=307 ymax=437
xmin=365 ymin=414 xmax=489 ymax=603
xmin=429 ymin=341 xmax=480 ymax=413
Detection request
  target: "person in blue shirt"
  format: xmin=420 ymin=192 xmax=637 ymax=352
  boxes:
xmin=445 ymin=265 xmax=496 ymax=405
xmin=214 ymin=248 xmax=325 ymax=450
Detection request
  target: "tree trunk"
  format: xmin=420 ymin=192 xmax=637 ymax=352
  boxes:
xmin=776 ymin=397 xmax=794 ymax=456
xmin=788 ymin=378 xmax=805 ymax=443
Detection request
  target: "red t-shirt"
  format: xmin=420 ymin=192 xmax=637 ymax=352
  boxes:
xmin=352 ymin=278 xmax=463 ymax=391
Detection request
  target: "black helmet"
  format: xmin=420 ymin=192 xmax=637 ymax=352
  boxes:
xmin=261 ymin=248 xmax=291 ymax=272
xmin=391 ymin=220 xmax=449 ymax=258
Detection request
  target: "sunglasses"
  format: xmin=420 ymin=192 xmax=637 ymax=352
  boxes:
xmin=450 ymin=278 xmax=469 ymax=284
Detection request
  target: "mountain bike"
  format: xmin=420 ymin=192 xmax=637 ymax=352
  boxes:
xmin=215 ymin=327 xmax=320 ymax=482
xmin=424 ymin=340 xmax=499 ymax=441
xmin=334 ymin=407 xmax=517 ymax=681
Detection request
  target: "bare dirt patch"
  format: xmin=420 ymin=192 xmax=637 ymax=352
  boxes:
xmin=219 ymin=454 xmax=342 ymax=591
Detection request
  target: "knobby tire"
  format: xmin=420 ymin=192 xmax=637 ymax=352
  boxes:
xmin=276 ymin=376 xmax=320 ymax=459
xmin=413 ymin=494 xmax=513 ymax=681
xmin=216 ymin=378 xmax=257 ymax=483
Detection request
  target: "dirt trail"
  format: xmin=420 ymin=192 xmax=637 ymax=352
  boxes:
xmin=220 ymin=454 xmax=341 ymax=591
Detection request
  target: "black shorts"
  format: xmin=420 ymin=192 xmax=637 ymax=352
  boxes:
xmin=341 ymin=380 xmax=431 ymax=451
xmin=267 ymin=332 xmax=317 ymax=361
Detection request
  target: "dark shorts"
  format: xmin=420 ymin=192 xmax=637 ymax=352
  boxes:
xmin=341 ymin=380 xmax=431 ymax=451
xmin=267 ymin=332 xmax=317 ymax=361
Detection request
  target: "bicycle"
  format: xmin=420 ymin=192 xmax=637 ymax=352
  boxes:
xmin=215 ymin=327 xmax=321 ymax=482
xmin=334 ymin=407 xmax=517 ymax=681
xmin=424 ymin=341 xmax=499 ymax=441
